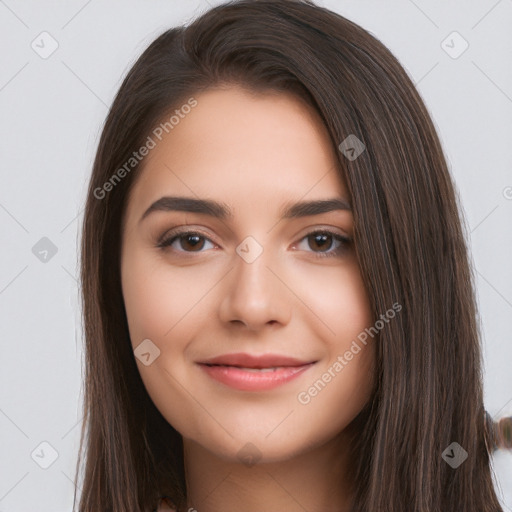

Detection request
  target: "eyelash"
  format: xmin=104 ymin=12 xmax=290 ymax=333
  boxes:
xmin=156 ymin=228 xmax=351 ymax=259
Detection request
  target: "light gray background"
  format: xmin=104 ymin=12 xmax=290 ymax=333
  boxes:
xmin=0 ymin=1 xmax=511 ymax=510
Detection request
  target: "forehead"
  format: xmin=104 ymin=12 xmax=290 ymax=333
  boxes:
xmin=125 ymin=86 xmax=347 ymax=218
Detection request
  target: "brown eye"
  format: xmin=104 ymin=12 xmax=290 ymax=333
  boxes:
xmin=158 ymin=231 xmax=215 ymax=253
xmin=307 ymin=232 xmax=335 ymax=252
xmin=296 ymin=230 xmax=351 ymax=258
xmin=176 ymin=234 xmax=205 ymax=251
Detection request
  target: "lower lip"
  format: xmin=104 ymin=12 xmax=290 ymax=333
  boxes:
xmin=198 ymin=363 xmax=315 ymax=391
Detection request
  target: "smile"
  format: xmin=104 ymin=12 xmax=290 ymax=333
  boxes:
xmin=197 ymin=361 xmax=316 ymax=391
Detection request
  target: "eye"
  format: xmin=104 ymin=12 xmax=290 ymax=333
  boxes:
xmin=295 ymin=230 xmax=351 ymax=258
xmin=157 ymin=228 xmax=351 ymax=258
xmin=157 ymin=230 xmax=216 ymax=253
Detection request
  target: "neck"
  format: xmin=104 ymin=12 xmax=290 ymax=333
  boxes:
xmin=182 ymin=429 xmax=355 ymax=512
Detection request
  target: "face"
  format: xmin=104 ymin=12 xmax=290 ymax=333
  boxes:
xmin=121 ymin=85 xmax=375 ymax=463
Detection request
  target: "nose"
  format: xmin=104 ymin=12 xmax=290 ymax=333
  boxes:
xmin=218 ymin=244 xmax=292 ymax=331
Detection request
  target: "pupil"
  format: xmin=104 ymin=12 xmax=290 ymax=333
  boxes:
xmin=310 ymin=233 xmax=332 ymax=251
xmin=183 ymin=235 xmax=204 ymax=251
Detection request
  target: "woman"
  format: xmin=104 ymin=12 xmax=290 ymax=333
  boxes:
xmin=76 ymin=1 xmax=511 ymax=511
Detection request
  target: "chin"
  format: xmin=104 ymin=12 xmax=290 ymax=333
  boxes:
xmin=191 ymin=424 xmax=314 ymax=465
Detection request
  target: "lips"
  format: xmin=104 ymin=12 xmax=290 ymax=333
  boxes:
xmin=197 ymin=352 xmax=317 ymax=391
xmin=197 ymin=352 xmax=315 ymax=368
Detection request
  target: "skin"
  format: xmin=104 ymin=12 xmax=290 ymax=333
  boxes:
xmin=121 ymin=85 xmax=375 ymax=512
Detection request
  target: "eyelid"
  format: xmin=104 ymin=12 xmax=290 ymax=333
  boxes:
xmin=157 ymin=225 xmax=219 ymax=247
xmin=294 ymin=225 xmax=351 ymax=243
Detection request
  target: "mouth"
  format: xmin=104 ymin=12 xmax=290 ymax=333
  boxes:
xmin=196 ymin=353 xmax=317 ymax=391
xmin=202 ymin=364 xmax=300 ymax=372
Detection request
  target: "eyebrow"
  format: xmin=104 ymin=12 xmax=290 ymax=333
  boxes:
xmin=139 ymin=196 xmax=352 ymax=223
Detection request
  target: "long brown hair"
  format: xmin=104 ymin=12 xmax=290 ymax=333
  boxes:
xmin=76 ymin=1 xmax=511 ymax=510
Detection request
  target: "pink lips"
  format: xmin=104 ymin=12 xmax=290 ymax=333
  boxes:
xmin=197 ymin=353 xmax=316 ymax=391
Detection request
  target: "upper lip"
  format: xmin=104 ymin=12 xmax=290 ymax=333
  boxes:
xmin=197 ymin=353 xmax=316 ymax=368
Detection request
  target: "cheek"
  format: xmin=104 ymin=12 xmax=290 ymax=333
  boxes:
xmin=120 ymin=250 xmax=210 ymax=433
xmin=291 ymin=262 xmax=375 ymax=415
xmin=292 ymin=261 xmax=372 ymax=342
xmin=121 ymin=250 xmax=206 ymax=346
xmin=122 ymin=255 xmax=170 ymax=345
xmin=294 ymin=352 xmax=374 ymax=453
